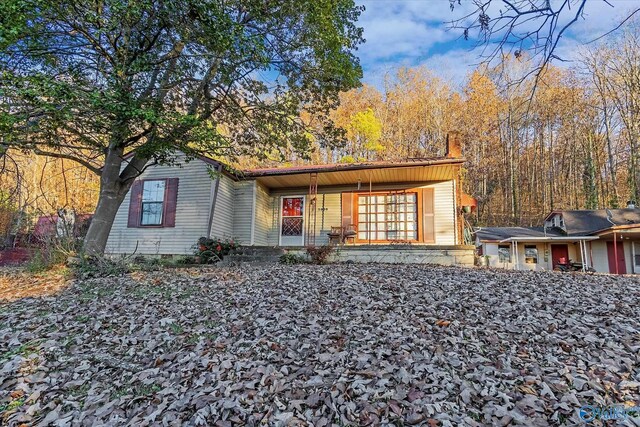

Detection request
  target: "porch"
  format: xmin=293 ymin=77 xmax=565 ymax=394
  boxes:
xmin=284 ymin=244 xmax=476 ymax=266
xmin=492 ymin=237 xmax=598 ymax=272
xmin=592 ymin=226 xmax=640 ymax=274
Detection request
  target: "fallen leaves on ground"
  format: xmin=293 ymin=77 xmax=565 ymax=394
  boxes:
xmin=0 ymin=266 xmax=70 ymax=302
xmin=0 ymin=264 xmax=639 ymax=426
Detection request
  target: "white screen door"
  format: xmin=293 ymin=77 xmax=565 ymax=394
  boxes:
xmin=280 ymin=196 xmax=305 ymax=246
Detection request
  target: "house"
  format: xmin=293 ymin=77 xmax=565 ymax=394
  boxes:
xmin=105 ymin=134 xmax=476 ymax=265
xmin=475 ymin=205 xmax=640 ymax=274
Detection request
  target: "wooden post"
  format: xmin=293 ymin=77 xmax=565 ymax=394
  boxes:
xmin=614 ymin=231 xmax=619 ymax=274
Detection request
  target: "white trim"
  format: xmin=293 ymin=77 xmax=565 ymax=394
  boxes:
xmin=206 ymin=174 xmax=219 ymax=238
xmin=278 ymin=195 xmax=305 ymax=247
xmin=499 ymin=236 xmax=598 ymax=243
xmin=250 ymin=181 xmax=256 ymax=246
xmin=452 ymin=179 xmax=458 ymax=245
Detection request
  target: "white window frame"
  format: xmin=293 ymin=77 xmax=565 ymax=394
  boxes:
xmin=140 ymin=179 xmax=167 ymax=226
xmin=279 ymin=195 xmax=305 ymax=246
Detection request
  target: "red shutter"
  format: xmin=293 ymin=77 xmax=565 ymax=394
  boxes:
xmin=341 ymin=192 xmax=353 ymax=229
xmin=163 ymin=178 xmax=179 ymax=227
xmin=127 ymin=181 xmax=143 ymax=228
xmin=422 ymin=188 xmax=435 ymax=243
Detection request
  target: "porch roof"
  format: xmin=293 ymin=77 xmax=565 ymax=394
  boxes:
xmin=242 ymin=158 xmax=464 ymax=189
xmin=498 ymin=236 xmax=599 ymax=243
xmin=475 ymin=226 xmax=598 ymax=243
xmin=593 ymin=225 xmax=640 ymax=239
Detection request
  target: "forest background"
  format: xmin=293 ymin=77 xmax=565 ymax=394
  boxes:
xmin=2 ymin=24 xmax=640 ymax=230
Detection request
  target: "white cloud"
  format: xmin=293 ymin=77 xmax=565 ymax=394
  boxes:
xmin=356 ymin=0 xmax=640 ymax=89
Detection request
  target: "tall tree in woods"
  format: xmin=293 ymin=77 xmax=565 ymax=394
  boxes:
xmin=0 ymin=0 xmax=364 ymax=254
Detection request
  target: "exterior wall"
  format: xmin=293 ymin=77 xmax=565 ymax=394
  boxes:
xmin=233 ymin=181 xmax=255 ymax=245
xmin=590 ymin=241 xmax=609 ymax=273
xmin=286 ymin=245 xmax=475 ymax=266
xmin=590 ymin=240 xmax=638 ymax=274
xmin=209 ymin=174 xmax=235 ymax=239
xmin=432 ymin=180 xmax=456 ymax=245
xmin=482 ymin=241 xmax=582 ymax=271
xmin=253 ymin=182 xmax=271 ymax=246
xmin=266 ymin=180 xmax=456 ymax=247
xmin=106 ymin=153 xmax=214 ymax=255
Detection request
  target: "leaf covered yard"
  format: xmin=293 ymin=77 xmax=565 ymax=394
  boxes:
xmin=1 ymin=265 xmax=639 ymax=426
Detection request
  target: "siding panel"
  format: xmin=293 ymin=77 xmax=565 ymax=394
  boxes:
xmin=210 ymin=175 xmax=235 ymax=238
xmin=254 ymin=182 xmax=271 ymax=246
xmin=432 ymin=180 xmax=456 ymax=245
xmin=233 ymin=181 xmax=254 ymax=245
xmin=106 ymin=153 xmax=214 ymax=255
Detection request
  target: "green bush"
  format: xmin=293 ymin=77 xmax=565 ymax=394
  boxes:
xmin=279 ymin=252 xmax=307 ymax=265
xmin=174 ymin=255 xmax=196 ymax=265
xmin=25 ymin=235 xmax=80 ymax=272
xmin=72 ymin=255 xmax=130 ymax=278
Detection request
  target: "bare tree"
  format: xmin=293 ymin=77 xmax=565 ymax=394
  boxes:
xmin=449 ymin=0 xmax=640 ymax=83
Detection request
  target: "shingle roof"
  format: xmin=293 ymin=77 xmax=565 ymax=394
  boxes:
xmin=556 ymin=209 xmax=640 ymax=235
xmin=474 ymin=227 xmax=564 ymax=241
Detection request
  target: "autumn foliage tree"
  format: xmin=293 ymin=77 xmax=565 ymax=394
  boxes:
xmin=0 ymin=0 xmax=364 ymax=254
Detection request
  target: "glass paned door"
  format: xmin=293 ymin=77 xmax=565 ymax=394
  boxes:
xmin=280 ymin=196 xmax=304 ymax=246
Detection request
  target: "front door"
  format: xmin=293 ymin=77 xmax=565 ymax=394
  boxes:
xmin=280 ymin=196 xmax=305 ymax=246
xmin=551 ymin=244 xmax=569 ymax=269
xmin=607 ymin=241 xmax=627 ymax=274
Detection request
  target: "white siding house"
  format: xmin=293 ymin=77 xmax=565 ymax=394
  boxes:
xmin=105 ymin=145 xmax=476 ymax=265
xmin=475 ymin=208 xmax=640 ymax=274
xmin=106 ymin=152 xmax=216 ymax=255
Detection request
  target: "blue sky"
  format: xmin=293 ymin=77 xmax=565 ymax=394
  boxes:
xmin=356 ymin=0 xmax=640 ymax=89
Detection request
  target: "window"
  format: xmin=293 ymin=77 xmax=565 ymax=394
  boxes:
xmin=498 ymin=245 xmax=511 ymax=263
xmin=524 ymin=245 xmax=538 ymax=264
xmin=356 ymin=192 xmax=418 ymax=241
xmin=140 ymin=180 xmax=166 ymax=226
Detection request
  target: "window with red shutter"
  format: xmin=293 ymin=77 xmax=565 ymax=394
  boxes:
xmin=127 ymin=181 xmax=143 ymax=228
xmin=128 ymin=178 xmax=178 ymax=228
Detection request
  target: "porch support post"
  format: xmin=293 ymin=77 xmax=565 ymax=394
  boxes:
xmin=511 ymin=241 xmax=515 ymax=270
xmin=514 ymin=240 xmax=519 ymax=271
xmin=580 ymin=240 xmax=586 ymax=272
xmin=614 ymin=231 xmax=619 ymax=275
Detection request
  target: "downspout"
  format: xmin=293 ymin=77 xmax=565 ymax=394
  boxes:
xmin=206 ymin=164 xmax=223 ymax=238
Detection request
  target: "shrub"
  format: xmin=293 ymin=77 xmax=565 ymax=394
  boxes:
xmin=306 ymin=245 xmax=335 ymax=265
xmin=195 ymin=237 xmax=239 ymax=263
xmin=174 ymin=255 xmax=196 ymax=265
xmin=279 ymin=252 xmax=307 ymax=265
xmin=72 ymin=255 xmax=130 ymax=278
xmin=25 ymin=235 xmax=81 ymax=272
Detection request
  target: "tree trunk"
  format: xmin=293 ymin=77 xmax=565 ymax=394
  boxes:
xmin=83 ymin=148 xmax=131 ymax=255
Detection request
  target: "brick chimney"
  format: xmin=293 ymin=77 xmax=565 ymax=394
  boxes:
xmin=445 ymin=132 xmax=462 ymax=158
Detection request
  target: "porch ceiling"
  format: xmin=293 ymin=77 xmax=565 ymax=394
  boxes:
xmin=253 ymin=164 xmax=461 ymax=189
xmin=596 ymin=227 xmax=640 ymax=240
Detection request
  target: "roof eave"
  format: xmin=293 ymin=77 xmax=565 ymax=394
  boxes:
xmin=241 ymin=157 xmax=465 ymax=178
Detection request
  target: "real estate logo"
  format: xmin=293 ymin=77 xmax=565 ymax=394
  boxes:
xmin=579 ymin=404 xmax=640 ymax=422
